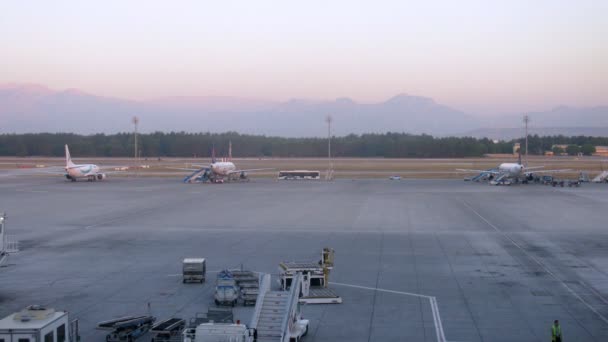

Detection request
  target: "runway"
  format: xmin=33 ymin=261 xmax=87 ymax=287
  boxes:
xmin=0 ymin=177 xmax=607 ymax=341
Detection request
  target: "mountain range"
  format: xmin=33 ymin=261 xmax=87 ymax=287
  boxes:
xmin=1 ymin=83 xmax=607 ymax=139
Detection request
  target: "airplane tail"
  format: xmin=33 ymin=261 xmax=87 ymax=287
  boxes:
xmin=211 ymin=145 xmax=216 ymax=164
xmin=518 ymin=148 xmax=522 ymax=165
xmin=65 ymin=144 xmax=76 ymax=167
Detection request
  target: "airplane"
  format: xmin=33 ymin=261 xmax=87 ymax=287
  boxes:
xmin=64 ymin=144 xmax=115 ymax=182
xmin=176 ymin=142 xmax=273 ymax=183
xmin=457 ymin=153 xmax=570 ymax=185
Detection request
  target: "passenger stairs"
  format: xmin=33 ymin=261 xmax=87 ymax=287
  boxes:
xmin=592 ymin=171 xmax=608 ymax=183
xmin=470 ymin=168 xmax=497 ymax=182
xmin=251 ymin=274 xmax=303 ymax=342
xmin=183 ymin=167 xmax=209 ymax=183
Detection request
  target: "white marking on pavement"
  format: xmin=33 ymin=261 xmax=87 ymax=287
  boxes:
xmin=331 ymin=281 xmax=447 ymax=342
xmin=462 ymin=200 xmax=608 ymax=325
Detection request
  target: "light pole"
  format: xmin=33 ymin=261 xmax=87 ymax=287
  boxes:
xmin=523 ymin=115 xmax=529 ymax=166
xmin=132 ymin=116 xmax=139 ymax=162
xmin=325 ymin=115 xmax=333 ymax=180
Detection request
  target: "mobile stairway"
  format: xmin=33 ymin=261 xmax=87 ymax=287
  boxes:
xmin=183 ymin=168 xmax=210 ymax=183
xmin=250 ymin=273 xmax=308 ymax=342
xmin=592 ymin=171 xmax=608 ymax=183
xmin=467 ymin=168 xmax=498 ymax=182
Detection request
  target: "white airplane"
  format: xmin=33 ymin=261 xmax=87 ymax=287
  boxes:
xmin=178 ymin=142 xmax=273 ymax=183
xmin=457 ymin=154 xmax=570 ymax=185
xmin=64 ymin=144 xmax=109 ymax=182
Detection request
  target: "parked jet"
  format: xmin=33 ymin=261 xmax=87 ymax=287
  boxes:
xmin=63 ymin=145 xmax=121 ymax=182
xmin=457 ymin=154 xmax=570 ymax=185
xmin=177 ymin=142 xmax=273 ymax=183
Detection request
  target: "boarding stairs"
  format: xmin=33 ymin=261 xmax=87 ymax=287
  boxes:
xmin=251 ymin=274 xmax=302 ymax=342
xmin=592 ymin=171 xmax=608 ymax=183
xmin=470 ymin=168 xmax=497 ymax=182
xmin=183 ymin=167 xmax=209 ymax=183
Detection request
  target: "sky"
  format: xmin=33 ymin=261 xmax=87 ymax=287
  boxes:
xmin=1 ymin=0 xmax=606 ymax=115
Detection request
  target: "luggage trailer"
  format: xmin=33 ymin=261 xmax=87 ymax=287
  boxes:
xmin=96 ymin=315 xmax=156 ymax=341
xmin=150 ymin=318 xmax=185 ymax=342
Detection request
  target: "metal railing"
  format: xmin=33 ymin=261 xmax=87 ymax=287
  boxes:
xmin=249 ymin=273 xmax=270 ymax=329
xmin=280 ymin=273 xmax=302 ymax=342
xmin=4 ymin=235 xmax=19 ymax=253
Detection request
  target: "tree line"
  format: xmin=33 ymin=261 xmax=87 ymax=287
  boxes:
xmin=0 ymin=132 xmax=606 ymax=158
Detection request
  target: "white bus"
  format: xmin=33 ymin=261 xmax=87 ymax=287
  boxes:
xmin=278 ymin=170 xmax=321 ymax=180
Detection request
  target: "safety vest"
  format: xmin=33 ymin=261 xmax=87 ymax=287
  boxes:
xmin=552 ymin=324 xmax=562 ymax=337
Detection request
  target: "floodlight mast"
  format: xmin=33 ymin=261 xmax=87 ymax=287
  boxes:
xmin=132 ymin=116 xmax=139 ymax=161
xmin=326 ymin=115 xmax=333 ymax=180
xmin=523 ymin=115 xmax=529 ymax=167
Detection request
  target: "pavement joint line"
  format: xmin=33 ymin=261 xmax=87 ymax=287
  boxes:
xmin=461 ymin=200 xmax=608 ymax=326
xmin=581 ymin=281 xmax=608 ymax=306
xmin=330 ymin=281 xmax=447 ymax=342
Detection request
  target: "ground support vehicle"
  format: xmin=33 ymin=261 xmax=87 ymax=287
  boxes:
xmin=185 ymin=273 xmax=309 ymax=342
xmin=96 ymin=315 xmax=156 ymax=341
xmin=278 ymin=248 xmax=342 ymax=304
xmin=0 ymin=305 xmax=79 ymax=342
xmin=182 ymin=258 xmax=206 ymax=283
xmin=214 ymin=270 xmax=239 ymax=306
xmin=568 ymin=180 xmax=581 ymax=187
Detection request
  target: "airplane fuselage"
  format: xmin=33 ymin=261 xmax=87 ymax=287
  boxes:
xmin=498 ymin=163 xmax=524 ymax=177
xmin=210 ymin=161 xmax=236 ymax=176
xmin=65 ymin=164 xmax=103 ymax=180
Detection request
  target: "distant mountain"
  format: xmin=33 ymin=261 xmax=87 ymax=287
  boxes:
xmin=0 ymin=84 xmax=477 ymax=136
xmin=0 ymin=83 xmax=606 ymax=138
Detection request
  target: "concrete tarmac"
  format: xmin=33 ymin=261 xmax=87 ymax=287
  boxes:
xmin=0 ymin=177 xmax=607 ymax=341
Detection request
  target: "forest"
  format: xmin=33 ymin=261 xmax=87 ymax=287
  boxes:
xmin=0 ymin=132 xmax=605 ymax=158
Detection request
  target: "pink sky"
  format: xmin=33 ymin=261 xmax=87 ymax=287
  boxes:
xmin=0 ymin=0 xmax=606 ymax=115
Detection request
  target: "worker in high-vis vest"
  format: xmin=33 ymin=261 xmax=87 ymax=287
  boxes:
xmin=552 ymin=320 xmax=562 ymax=342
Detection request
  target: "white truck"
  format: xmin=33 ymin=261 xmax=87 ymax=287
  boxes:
xmin=0 ymin=305 xmax=79 ymax=342
xmin=183 ymin=323 xmax=254 ymax=342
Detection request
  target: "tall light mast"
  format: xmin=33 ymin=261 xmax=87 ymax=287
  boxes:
xmin=523 ymin=115 xmax=529 ymax=166
xmin=132 ymin=116 xmax=139 ymax=161
xmin=325 ymin=115 xmax=333 ymax=180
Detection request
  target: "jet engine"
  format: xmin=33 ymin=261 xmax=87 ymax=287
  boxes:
xmin=96 ymin=173 xmax=106 ymax=180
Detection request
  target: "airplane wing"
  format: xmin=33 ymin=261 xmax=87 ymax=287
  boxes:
xmin=0 ymin=166 xmax=65 ymax=177
xmin=526 ymin=169 xmax=571 ymax=174
xmin=227 ymin=168 xmax=275 ymax=174
xmin=455 ymin=169 xmax=501 ymax=174
xmin=523 ymin=166 xmax=545 ymax=171
xmin=166 ymin=167 xmax=206 ymax=171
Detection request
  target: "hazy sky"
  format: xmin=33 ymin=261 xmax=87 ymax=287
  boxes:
xmin=1 ymin=0 xmax=606 ymax=115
